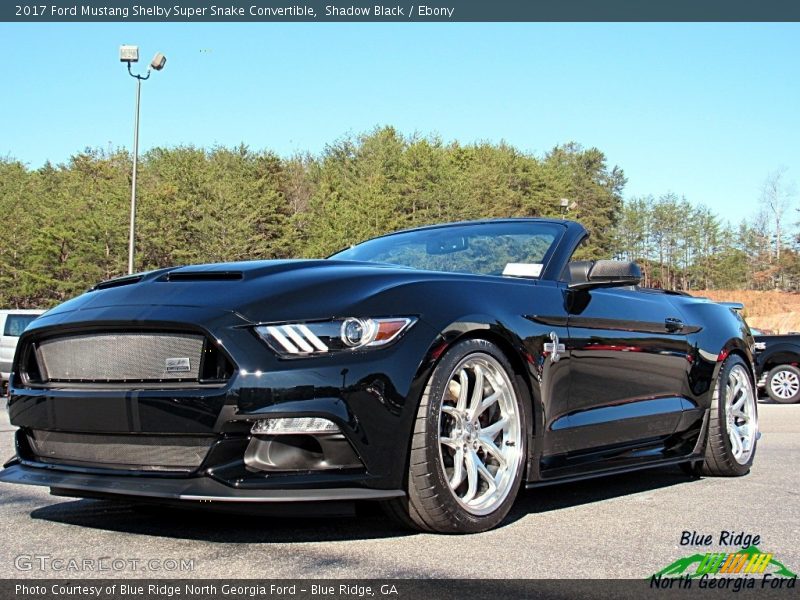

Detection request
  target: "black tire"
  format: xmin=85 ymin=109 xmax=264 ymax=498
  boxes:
xmin=383 ymin=339 xmax=529 ymax=533
xmin=698 ymin=355 xmax=758 ymax=477
xmin=764 ymin=364 xmax=800 ymax=404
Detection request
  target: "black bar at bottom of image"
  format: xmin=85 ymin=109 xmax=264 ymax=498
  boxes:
xmin=3 ymin=578 xmax=798 ymax=600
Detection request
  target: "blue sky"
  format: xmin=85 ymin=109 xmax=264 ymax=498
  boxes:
xmin=1 ymin=23 xmax=798 ymax=225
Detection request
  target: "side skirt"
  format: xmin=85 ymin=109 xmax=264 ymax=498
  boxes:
xmin=525 ymin=454 xmax=701 ymax=489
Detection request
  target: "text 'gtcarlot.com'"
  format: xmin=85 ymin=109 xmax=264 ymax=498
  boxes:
xmin=14 ymin=554 xmax=194 ymax=572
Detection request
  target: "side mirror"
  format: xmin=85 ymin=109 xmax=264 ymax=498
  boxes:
xmin=568 ymin=260 xmax=641 ymax=291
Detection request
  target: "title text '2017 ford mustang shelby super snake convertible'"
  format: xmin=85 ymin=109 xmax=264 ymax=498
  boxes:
xmin=0 ymin=219 xmax=758 ymax=533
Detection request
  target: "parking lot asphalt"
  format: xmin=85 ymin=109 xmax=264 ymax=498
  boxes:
xmin=1 ymin=401 xmax=797 ymax=580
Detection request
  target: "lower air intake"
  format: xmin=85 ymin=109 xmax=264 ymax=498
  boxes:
xmin=26 ymin=430 xmax=215 ymax=472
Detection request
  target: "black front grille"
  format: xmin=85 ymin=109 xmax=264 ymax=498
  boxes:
xmin=18 ymin=330 xmax=235 ymax=388
xmin=36 ymin=332 xmax=205 ymax=383
xmin=26 ymin=430 xmax=215 ymax=472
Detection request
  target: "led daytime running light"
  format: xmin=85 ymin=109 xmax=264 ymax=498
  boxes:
xmin=251 ymin=417 xmax=340 ymax=435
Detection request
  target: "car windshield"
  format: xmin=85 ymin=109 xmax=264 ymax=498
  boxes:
xmin=330 ymin=221 xmax=563 ymax=277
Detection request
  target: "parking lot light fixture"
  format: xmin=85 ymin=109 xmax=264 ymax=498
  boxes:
xmin=119 ymin=45 xmax=139 ymax=63
xmin=120 ymin=45 xmax=167 ymax=274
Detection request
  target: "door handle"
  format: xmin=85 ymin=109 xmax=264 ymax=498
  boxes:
xmin=665 ymin=317 xmax=684 ymax=333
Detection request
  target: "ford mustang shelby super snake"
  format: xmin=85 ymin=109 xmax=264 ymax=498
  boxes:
xmin=0 ymin=219 xmax=758 ymax=533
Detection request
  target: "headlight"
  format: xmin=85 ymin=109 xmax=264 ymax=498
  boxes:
xmin=255 ymin=317 xmax=416 ymax=357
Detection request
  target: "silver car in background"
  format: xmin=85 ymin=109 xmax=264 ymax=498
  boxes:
xmin=1 ymin=310 xmax=44 ymax=396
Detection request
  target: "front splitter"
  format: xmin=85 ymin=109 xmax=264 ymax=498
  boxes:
xmin=0 ymin=462 xmax=404 ymax=503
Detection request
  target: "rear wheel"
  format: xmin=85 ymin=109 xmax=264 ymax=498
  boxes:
xmin=698 ymin=355 xmax=758 ymax=477
xmin=385 ymin=339 xmax=527 ymax=533
xmin=765 ymin=365 xmax=800 ymax=404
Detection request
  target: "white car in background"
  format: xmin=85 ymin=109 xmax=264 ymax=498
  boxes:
xmin=1 ymin=310 xmax=44 ymax=396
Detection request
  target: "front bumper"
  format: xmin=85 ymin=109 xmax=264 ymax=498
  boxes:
xmin=2 ymin=304 xmax=438 ymax=498
xmin=0 ymin=460 xmax=403 ymax=503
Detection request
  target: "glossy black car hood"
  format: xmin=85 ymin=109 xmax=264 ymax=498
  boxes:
xmin=38 ymin=259 xmax=470 ymax=325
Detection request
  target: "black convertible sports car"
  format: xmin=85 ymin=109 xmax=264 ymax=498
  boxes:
xmin=1 ymin=219 xmax=759 ymax=533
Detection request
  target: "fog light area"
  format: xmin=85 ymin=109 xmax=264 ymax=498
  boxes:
xmin=251 ymin=417 xmax=340 ymax=435
xmin=245 ymin=418 xmax=362 ymax=472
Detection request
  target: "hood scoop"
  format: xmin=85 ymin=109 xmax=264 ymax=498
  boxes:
xmin=93 ymin=274 xmax=144 ymax=291
xmin=163 ymin=271 xmax=244 ymax=282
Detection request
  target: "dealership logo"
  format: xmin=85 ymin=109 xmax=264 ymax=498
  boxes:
xmin=652 ymin=546 xmax=796 ymax=579
xmin=651 ymin=532 xmax=797 ymax=591
xmin=165 ymin=358 xmax=191 ymax=373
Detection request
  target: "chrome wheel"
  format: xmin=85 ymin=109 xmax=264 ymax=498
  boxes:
xmin=438 ymin=353 xmax=522 ymax=516
xmin=725 ymin=364 xmax=758 ymax=465
xmin=769 ymin=368 xmax=800 ymax=401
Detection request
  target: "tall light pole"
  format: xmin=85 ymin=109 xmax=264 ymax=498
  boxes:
xmin=119 ymin=45 xmax=166 ymax=274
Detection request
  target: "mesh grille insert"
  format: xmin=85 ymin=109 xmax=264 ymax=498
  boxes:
xmin=26 ymin=430 xmax=215 ymax=472
xmin=37 ymin=332 xmax=205 ymax=382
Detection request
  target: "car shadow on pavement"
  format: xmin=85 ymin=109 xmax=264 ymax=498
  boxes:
xmin=27 ymin=465 xmax=699 ymax=542
xmin=29 ymin=497 xmax=416 ymax=543
xmin=509 ymin=466 xmax=696 ymax=519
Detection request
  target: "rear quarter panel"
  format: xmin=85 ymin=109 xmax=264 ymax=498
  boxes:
xmin=668 ymin=295 xmax=755 ymax=408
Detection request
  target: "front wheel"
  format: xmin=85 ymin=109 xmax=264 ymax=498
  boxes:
xmin=698 ymin=355 xmax=758 ymax=477
xmin=384 ymin=339 xmax=528 ymax=533
xmin=765 ymin=365 xmax=800 ymax=404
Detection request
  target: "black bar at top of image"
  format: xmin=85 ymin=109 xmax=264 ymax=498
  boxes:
xmin=2 ymin=1 xmax=800 ymax=22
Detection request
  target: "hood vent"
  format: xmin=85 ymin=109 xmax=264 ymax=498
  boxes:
xmin=164 ymin=271 xmax=243 ymax=282
xmin=93 ymin=274 xmax=143 ymax=290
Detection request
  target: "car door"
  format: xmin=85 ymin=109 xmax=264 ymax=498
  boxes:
xmin=561 ymin=286 xmax=694 ymax=455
